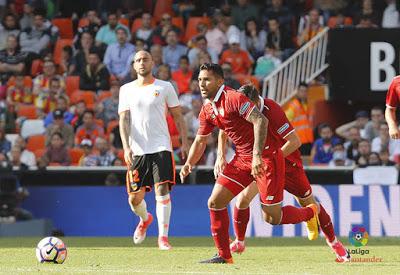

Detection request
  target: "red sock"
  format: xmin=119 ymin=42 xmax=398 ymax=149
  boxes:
xmin=319 ymin=205 xmax=335 ymax=242
xmin=280 ymin=205 xmax=314 ymax=224
xmin=209 ymin=208 xmax=232 ymax=260
xmin=233 ymin=206 xmax=250 ymax=241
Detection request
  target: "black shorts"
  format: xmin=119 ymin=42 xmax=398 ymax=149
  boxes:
xmin=126 ymin=150 xmax=175 ymax=194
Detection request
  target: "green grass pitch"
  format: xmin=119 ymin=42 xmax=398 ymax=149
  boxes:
xmin=1 ymin=237 xmax=399 ymax=274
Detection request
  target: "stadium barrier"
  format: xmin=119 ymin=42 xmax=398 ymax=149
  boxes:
xmin=21 ymin=185 xmax=400 ymax=237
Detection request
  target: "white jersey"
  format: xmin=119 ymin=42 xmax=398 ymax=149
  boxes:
xmin=118 ymin=78 xmax=180 ymax=156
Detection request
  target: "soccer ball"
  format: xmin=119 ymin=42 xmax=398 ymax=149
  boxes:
xmin=36 ymin=237 xmax=67 ymax=264
xmin=355 ymin=233 xmax=363 ymax=241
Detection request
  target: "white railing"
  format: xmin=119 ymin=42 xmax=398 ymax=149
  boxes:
xmin=262 ymin=27 xmax=329 ymax=105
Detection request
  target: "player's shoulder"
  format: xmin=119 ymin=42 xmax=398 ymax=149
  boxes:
xmin=120 ymin=80 xmax=137 ymax=91
xmin=224 ymin=86 xmax=248 ymax=101
xmin=154 ymin=78 xmax=173 ymax=88
xmin=391 ymin=75 xmax=400 ymax=86
xmin=264 ymin=98 xmax=282 ymax=110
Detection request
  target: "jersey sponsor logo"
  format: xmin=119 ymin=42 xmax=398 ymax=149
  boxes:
xmin=239 ymin=102 xmax=251 ymax=115
xmin=267 ymin=195 xmax=274 ymax=201
xmin=277 ymin=123 xmax=289 ymax=135
xmin=154 ymin=90 xmax=160 ymax=97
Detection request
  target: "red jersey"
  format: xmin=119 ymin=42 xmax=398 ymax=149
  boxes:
xmin=386 ymin=76 xmax=400 ymax=109
xmin=261 ymin=98 xmax=303 ymax=167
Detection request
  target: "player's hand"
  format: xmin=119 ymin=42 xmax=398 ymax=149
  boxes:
xmin=214 ymin=156 xmax=226 ymax=179
xmin=179 ymin=163 xmax=192 ymax=183
xmin=389 ymin=126 xmax=400 ymax=139
xmin=251 ymin=155 xmax=265 ymax=178
xmin=180 ymin=140 xmax=190 ymax=160
xmin=123 ymin=148 xmax=134 ymax=167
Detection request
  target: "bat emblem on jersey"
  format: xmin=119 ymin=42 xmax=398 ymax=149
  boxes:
xmin=154 ymin=90 xmax=160 ymax=97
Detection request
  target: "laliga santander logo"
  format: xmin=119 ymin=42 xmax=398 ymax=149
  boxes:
xmin=349 ymin=226 xmax=369 ymax=247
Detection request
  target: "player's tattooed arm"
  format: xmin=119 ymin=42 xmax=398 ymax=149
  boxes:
xmin=246 ymin=107 xmax=268 ymax=156
xmin=119 ymin=110 xmax=133 ymax=166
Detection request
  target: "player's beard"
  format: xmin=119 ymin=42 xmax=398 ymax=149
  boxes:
xmin=137 ymin=68 xmax=151 ymax=77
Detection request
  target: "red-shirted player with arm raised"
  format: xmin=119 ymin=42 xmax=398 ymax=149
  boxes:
xmin=216 ymin=85 xmax=350 ymax=263
xmin=385 ymin=76 xmax=400 ymax=139
xmin=179 ymin=63 xmax=319 ymax=264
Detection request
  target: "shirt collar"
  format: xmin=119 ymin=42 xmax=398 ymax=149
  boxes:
xmin=213 ymin=84 xmax=225 ymax=102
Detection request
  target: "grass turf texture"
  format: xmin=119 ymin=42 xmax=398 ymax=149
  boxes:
xmin=0 ymin=237 xmax=399 ymax=274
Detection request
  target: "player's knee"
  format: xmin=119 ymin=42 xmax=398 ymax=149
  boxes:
xmin=207 ymin=196 xmax=224 ymax=209
xmin=262 ymin=207 xmax=282 ymax=225
xmin=236 ymin=195 xmax=251 ymax=209
xmin=155 ymin=183 xmax=169 ymax=196
xmin=128 ymin=195 xmax=142 ymax=207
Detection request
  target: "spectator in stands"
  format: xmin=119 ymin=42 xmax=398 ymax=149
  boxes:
xmin=0 ymin=102 xmax=17 ymax=133
xmin=231 ymin=0 xmax=259 ymax=30
xmin=262 ymin=0 xmax=293 ymax=33
xmin=239 ymin=17 xmax=267 ymax=60
xmin=44 ymin=95 xmax=73 ymax=127
xmin=368 ymin=152 xmax=382 ymax=166
xmin=179 ymin=79 xmax=201 ymax=114
xmin=191 ymin=51 xmax=212 ymax=80
xmin=352 ymin=0 xmax=380 ymax=26
xmin=184 ymin=95 xmax=202 ymax=138
xmin=8 ymin=145 xmax=29 ymax=168
xmin=172 ymin=56 xmax=193 ymax=94
xmin=314 ymin=0 xmax=348 ymax=22
xmin=0 ymin=127 xmax=11 ymax=154
xmin=95 ymin=12 xmax=130 ymax=47
xmin=135 ymin=13 xmax=154 ymax=48
xmin=95 ymin=137 xmax=116 ymax=166
xmin=156 ymin=64 xmax=178 ymax=93
xmin=60 ymin=46 xmax=75 ymax=76
xmin=33 ymin=59 xmax=64 ymax=96
xmin=35 ymin=77 xmax=63 ymax=116
xmin=285 ymin=82 xmax=314 ymax=155
xmin=6 ymin=73 xmax=33 ymax=104
xmin=371 ymin=122 xmax=400 ymax=160
xmin=297 ymin=8 xmax=324 ymax=46
xmin=365 ymin=106 xmax=385 ymax=141
xmin=219 ymin=11 xmax=241 ymax=47
xmin=0 ymin=35 xmax=26 ymax=83
xmin=311 ymin=123 xmax=341 ymax=165
xmin=109 ymin=125 xmax=122 ymax=149
xmin=151 ymin=13 xmax=182 ymax=46
xmin=379 ymin=149 xmax=396 ymax=166
xmin=162 ymin=29 xmax=188 ymax=72
xmin=19 ymin=3 xmax=34 ymax=30
xmin=328 ymin=143 xmax=354 ymax=167
xmin=112 ymin=157 xmax=123 ymax=166
xmin=38 ymin=132 xmax=70 ymax=167
xmin=254 ymin=45 xmax=282 ymax=80
xmin=336 ymin=110 xmax=369 ymax=140
xmin=188 ymin=35 xmax=218 ymax=67
xmin=206 ymin=17 xmax=227 ymax=56
xmin=267 ymin=17 xmax=294 ymax=60
xmin=78 ymin=138 xmax=99 ymax=166
xmin=13 ymin=135 xmax=36 ymax=167
xmin=343 ymin=126 xmax=362 ymax=160
xmin=0 ymin=14 xmax=20 ymax=51
xmin=220 ymin=35 xmax=253 ymax=76
xmin=96 ymin=80 xmax=119 ymax=125
xmin=75 ymin=110 xmax=104 ymax=145
xmin=45 ymin=109 xmax=74 ymax=148
xmin=382 ymin=0 xmax=400 ymax=28
xmin=355 ymin=139 xmax=371 ymax=166
xmin=104 ymin=26 xmax=135 ymax=81
xmin=356 ymin=14 xmax=378 ymax=28
xmin=73 ymin=31 xmax=94 ymax=75
xmin=222 ymin=62 xmax=240 ymax=89
xmin=19 ymin=11 xmax=51 ymax=56
xmin=79 ymin=48 xmax=110 ymax=92
xmin=150 ymin=44 xmax=163 ymax=75
xmin=75 ymin=10 xmax=102 ymax=45
xmin=71 ymin=100 xmax=86 ymax=131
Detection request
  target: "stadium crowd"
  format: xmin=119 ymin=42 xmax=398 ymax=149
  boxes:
xmin=0 ymin=0 xmax=398 ymax=169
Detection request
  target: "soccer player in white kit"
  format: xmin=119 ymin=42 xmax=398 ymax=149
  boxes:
xmin=119 ymin=50 xmax=189 ymax=250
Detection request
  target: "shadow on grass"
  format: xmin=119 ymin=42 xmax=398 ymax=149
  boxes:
xmin=1 ymin=237 xmax=399 ymax=248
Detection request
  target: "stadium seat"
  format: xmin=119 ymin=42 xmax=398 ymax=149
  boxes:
xmin=119 ymin=18 xmax=129 ymax=27
xmin=65 ymin=76 xmax=80 ymax=97
xmin=54 ymin=39 xmax=73 ymax=65
xmin=172 ymin=17 xmax=184 ymax=31
xmin=26 ymin=135 xmax=45 ymax=152
xmin=327 ymin=16 xmax=353 ymax=28
xmin=235 ymin=74 xmax=260 ymax=90
xmin=20 ymin=119 xmax=45 ymax=139
xmin=153 ymin=0 xmax=174 ymax=22
xmin=184 ymin=17 xmax=210 ymax=42
xmin=17 ymin=104 xmax=37 ymax=119
xmin=78 ymin=18 xmax=89 ymax=28
xmin=69 ymin=148 xmax=84 ymax=166
xmin=95 ymin=119 xmax=104 ymax=129
xmin=7 ymin=76 xmax=33 ymax=88
xmin=52 ymin=18 xmax=74 ymax=39
xmin=131 ymin=18 xmax=157 ymax=34
xmin=97 ymin=91 xmax=112 ymax=102
xmin=33 ymin=148 xmax=46 ymax=159
xmin=31 ymin=59 xmax=43 ymax=76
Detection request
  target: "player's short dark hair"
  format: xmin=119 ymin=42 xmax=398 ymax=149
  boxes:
xmin=199 ymin=63 xmax=224 ymax=79
xmin=238 ymin=84 xmax=259 ymax=102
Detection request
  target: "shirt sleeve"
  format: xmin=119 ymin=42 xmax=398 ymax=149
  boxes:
xmin=267 ymin=99 xmax=295 ymax=139
xmin=165 ymin=82 xmax=180 ymax=108
xmin=229 ymin=92 xmax=256 ymax=120
xmin=386 ymin=78 xmax=399 ymax=109
xmin=118 ymin=85 xmax=129 ymax=114
xmin=197 ymin=107 xmax=214 ymax=136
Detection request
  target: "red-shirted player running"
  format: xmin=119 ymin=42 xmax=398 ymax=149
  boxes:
xmin=215 ymin=85 xmax=350 ymax=263
xmin=179 ymin=63 xmax=319 ymax=264
xmin=385 ymin=76 xmax=400 ymax=139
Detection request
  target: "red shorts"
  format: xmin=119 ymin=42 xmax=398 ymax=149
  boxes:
xmin=284 ymin=160 xmax=312 ymax=199
xmin=216 ymin=150 xmax=285 ymax=205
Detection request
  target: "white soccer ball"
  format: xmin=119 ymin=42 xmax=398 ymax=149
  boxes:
xmin=36 ymin=237 xmax=67 ymax=264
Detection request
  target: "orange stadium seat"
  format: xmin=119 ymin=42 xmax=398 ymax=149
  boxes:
xmin=54 ymin=39 xmax=73 ymax=65
xmin=184 ymin=17 xmax=210 ymax=42
xmin=70 ymin=90 xmax=96 ymax=106
xmin=52 ymin=18 xmax=74 ymax=39
xmin=153 ymin=0 xmax=174 ymax=22
xmin=327 ymin=16 xmax=353 ymax=28
xmin=172 ymin=17 xmax=184 ymax=31
xmin=78 ymin=18 xmax=89 ymax=28
xmin=119 ymin=18 xmax=129 ymax=27
xmin=97 ymin=91 xmax=112 ymax=102
xmin=33 ymin=148 xmax=46 ymax=159
xmin=7 ymin=76 xmax=33 ymax=88
xmin=131 ymin=18 xmax=157 ymax=34
xmin=17 ymin=104 xmax=37 ymax=119
xmin=69 ymin=148 xmax=84 ymax=165
xmin=65 ymin=76 xmax=80 ymax=97
xmin=26 ymin=135 xmax=45 ymax=152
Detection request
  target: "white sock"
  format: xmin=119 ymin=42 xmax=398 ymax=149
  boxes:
xmin=131 ymin=200 xmax=148 ymax=222
xmin=156 ymin=194 xmax=171 ymax=238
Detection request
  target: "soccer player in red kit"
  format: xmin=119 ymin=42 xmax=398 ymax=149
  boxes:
xmin=385 ymin=76 xmax=400 ymax=139
xmin=179 ymin=63 xmax=319 ymax=264
xmin=216 ymin=85 xmax=350 ymax=263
